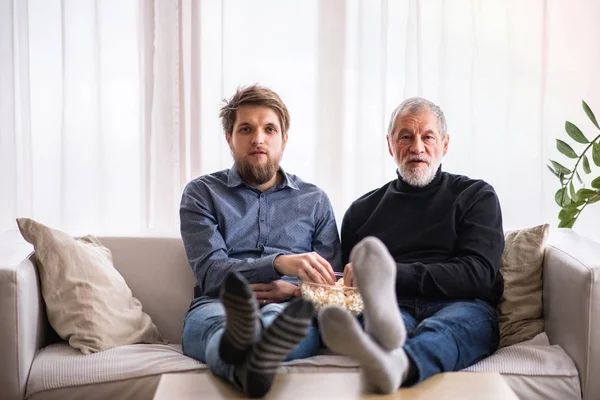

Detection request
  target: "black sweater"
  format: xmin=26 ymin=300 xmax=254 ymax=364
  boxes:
xmin=341 ymin=167 xmax=505 ymax=307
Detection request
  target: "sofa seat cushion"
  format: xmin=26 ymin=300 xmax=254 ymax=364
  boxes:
xmin=26 ymin=343 xmax=205 ymax=398
xmin=464 ymin=333 xmax=578 ymax=375
xmin=25 ymin=343 xmax=359 ymax=398
xmin=464 ymin=333 xmax=581 ymax=399
xmin=27 ymin=333 xmax=579 ymax=399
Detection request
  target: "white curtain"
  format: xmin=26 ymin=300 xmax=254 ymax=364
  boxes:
xmin=1 ymin=0 xmax=143 ymax=234
xmin=2 ymin=0 xmax=600 ymax=241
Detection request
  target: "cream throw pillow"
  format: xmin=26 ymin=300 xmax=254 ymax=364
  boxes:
xmin=17 ymin=218 xmax=165 ymax=354
xmin=497 ymin=224 xmax=550 ymax=348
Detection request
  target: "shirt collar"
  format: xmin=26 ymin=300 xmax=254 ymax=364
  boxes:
xmin=227 ymin=165 xmax=299 ymax=191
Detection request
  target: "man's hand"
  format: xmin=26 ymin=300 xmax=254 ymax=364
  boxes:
xmin=343 ymin=263 xmax=354 ymax=287
xmin=251 ymin=280 xmax=299 ymax=305
xmin=274 ymin=252 xmax=336 ymax=285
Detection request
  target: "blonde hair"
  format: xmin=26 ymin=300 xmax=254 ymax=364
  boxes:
xmin=219 ymin=84 xmax=290 ymax=136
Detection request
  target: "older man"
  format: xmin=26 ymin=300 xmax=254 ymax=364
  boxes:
xmin=180 ymin=85 xmax=341 ymax=398
xmin=319 ymin=97 xmax=504 ymax=393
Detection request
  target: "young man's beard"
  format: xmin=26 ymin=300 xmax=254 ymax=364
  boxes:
xmin=234 ymin=154 xmax=282 ymax=186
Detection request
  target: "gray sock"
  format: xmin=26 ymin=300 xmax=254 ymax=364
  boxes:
xmin=319 ymin=305 xmax=410 ymax=394
xmin=219 ymin=272 xmax=260 ymax=365
xmin=351 ymin=236 xmax=405 ymax=350
xmin=238 ymin=298 xmax=314 ymax=398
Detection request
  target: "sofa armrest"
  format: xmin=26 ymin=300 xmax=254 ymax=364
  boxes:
xmin=0 ymin=230 xmax=49 ymax=400
xmin=543 ymin=228 xmax=600 ymax=400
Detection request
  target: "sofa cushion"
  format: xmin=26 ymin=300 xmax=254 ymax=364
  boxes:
xmin=464 ymin=333 xmax=578 ymax=376
xmin=16 ymin=218 xmax=165 ymax=354
xmin=25 ymin=342 xmax=358 ymax=397
xmin=464 ymin=333 xmax=581 ymax=400
xmin=25 ymin=343 xmax=204 ymax=398
xmin=26 ymin=375 xmax=163 ymax=400
xmin=497 ymin=224 xmax=549 ymax=347
xmin=26 ymin=333 xmax=578 ymax=398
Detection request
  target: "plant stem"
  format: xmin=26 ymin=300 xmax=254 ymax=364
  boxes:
xmin=572 ymin=194 xmax=600 ymax=226
xmin=560 ymin=134 xmax=600 ymax=205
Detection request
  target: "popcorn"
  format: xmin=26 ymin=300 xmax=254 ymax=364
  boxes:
xmin=300 ymin=278 xmax=364 ymax=316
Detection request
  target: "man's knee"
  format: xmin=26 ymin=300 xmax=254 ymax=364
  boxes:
xmin=416 ymin=300 xmax=498 ymax=341
xmin=182 ymin=301 xmax=227 ymax=358
xmin=185 ymin=301 xmax=227 ymax=327
xmin=435 ymin=300 xmax=496 ymax=324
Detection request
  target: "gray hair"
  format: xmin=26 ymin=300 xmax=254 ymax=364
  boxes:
xmin=387 ymin=97 xmax=447 ymax=139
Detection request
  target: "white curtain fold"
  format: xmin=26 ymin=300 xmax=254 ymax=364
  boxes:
xmin=147 ymin=0 xmax=185 ymax=231
xmin=2 ymin=0 xmax=600 ymax=241
xmin=1 ymin=0 xmax=32 ymax=231
xmin=0 ymin=0 xmax=18 ymax=231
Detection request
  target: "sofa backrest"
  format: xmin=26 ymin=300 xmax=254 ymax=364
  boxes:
xmin=98 ymin=236 xmax=194 ymax=344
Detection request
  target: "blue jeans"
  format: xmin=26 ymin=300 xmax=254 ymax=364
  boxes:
xmin=181 ymin=298 xmax=320 ymax=388
xmin=396 ymin=298 xmax=499 ymax=385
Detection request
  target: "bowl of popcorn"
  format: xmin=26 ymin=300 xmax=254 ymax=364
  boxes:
xmin=299 ymin=272 xmax=364 ymax=315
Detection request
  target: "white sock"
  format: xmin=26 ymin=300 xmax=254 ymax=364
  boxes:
xmin=351 ymin=236 xmax=405 ymax=350
xmin=319 ymin=306 xmax=410 ymax=394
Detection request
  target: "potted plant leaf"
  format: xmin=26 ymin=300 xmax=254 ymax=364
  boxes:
xmin=547 ymin=100 xmax=600 ymax=228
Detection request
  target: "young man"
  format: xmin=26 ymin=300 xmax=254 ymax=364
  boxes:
xmin=180 ymin=85 xmax=341 ymax=398
xmin=319 ymin=97 xmax=504 ymax=393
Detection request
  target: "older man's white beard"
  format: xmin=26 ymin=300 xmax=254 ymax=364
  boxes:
xmin=398 ymin=157 xmax=442 ymax=187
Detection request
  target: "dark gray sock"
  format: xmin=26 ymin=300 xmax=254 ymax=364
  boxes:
xmin=219 ymin=271 xmax=260 ymax=365
xmin=237 ymin=298 xmax=314 ymax=398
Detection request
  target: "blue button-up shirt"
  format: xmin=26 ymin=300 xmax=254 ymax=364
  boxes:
xmin=180 ymin=167 xmax=342 ymax=299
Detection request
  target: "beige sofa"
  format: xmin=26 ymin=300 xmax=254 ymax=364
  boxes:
xmin=1 ymin=228 xmax=598 ymax=400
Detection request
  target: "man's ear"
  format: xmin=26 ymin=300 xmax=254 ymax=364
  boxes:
xmin=442 ymin=134 xmax=450 ymax=157
xmin=225 ymin=132 xmax=232 ymax=146
xmin=387 ymin=135 xmax=394 ymax=157
xmin=282 ymin=131 xmax=289 ymax=149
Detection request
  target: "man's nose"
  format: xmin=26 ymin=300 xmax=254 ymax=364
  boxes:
xmin=409 ymin=137 xmax=425 ymax=153
xmin=250 ymin=129 xmax=266 ymax=144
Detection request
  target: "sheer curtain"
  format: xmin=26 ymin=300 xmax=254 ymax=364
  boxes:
xmin=2 ymin=0 xmax=600 ymax=241
xmin=1 ymin=0 xmax=142 ymax=234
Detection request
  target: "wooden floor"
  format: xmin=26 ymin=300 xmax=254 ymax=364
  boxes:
xmin=153 ymin=371 xmax=518 ymax=400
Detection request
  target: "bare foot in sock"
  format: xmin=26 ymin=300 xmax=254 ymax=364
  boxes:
xmin=351 ymin=236 xmax=405 ymax=350
xmin=319 ymin=305 xmax=409 ymax=394
xmin=237 ymin=298 xmax=315 ymax=398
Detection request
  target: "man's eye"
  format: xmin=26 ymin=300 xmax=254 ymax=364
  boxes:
xmin=240 ymin=127 xmax=250 ymax=133
xmin=266 ymin=127 xmax=275 ymax=132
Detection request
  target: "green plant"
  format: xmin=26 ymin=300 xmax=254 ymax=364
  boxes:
xmin=547 ymin=100 xmax=600 ymax=228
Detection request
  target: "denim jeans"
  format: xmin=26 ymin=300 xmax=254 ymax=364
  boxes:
xmin=181 ymin=298 xmax=320 ymax=388
xmin=397 ymin=298 xmax=499 ymax=385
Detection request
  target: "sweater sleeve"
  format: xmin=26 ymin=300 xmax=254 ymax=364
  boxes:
xmin=394 ymin=185 xmax=504 ymax=300
xmin=340 ymin=207 xmax=356 ymax=267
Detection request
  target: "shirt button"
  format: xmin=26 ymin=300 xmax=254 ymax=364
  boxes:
xmin=260 ymin=218 xmax=265 ymax=222
xmin=259 ymin=244 xmax=264 ymax=249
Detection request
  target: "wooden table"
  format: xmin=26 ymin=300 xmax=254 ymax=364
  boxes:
xmin=153 ymin=371 xmax=518 ymax=399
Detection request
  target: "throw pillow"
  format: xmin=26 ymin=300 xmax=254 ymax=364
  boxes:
xmin=17 ymin=218 xmax=165 ymax=354
xmin=497 ymin=224 xmax=550 ymax=348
